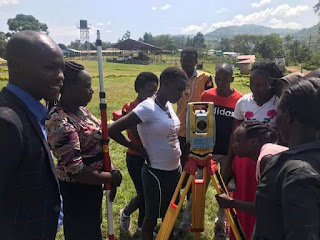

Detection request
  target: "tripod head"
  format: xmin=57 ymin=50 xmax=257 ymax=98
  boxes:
xmin=186 ymin=102 xmax=216 ymax=156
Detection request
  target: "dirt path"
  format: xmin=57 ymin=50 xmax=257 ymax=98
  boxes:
xmin=286 ymin=66 xmax=311 ymax=75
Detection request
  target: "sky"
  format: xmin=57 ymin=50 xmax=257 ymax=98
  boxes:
xmin=0 ymin=0 xmax=318 ymax=45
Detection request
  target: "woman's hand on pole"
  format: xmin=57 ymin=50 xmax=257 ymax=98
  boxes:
xmin=109 ymin=185 xmax=117 ymax=202
xmin=110 ymin=169 xmax=122 ymax=186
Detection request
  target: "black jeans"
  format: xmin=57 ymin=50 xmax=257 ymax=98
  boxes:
xmin=124 ymin=153 xmax=145 ymax=228
xmin=59 ymin=181 xmax=103 ymax=240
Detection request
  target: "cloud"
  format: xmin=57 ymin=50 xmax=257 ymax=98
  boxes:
xmin=106 ymin=21 xmax=112 ymax=25
xmin=0 ymin=0 xmax=18 ymax=6
xmin=152 ymin=4 xmax=171 ymax=11
xmin=160 ymin=4 xmax=171 ymax=10
xmin=216 ymin=8 xmax=227 ymax=14
xmin=97 ymin=23 xmax=104 ymax=26
xmin=181 ymin=22 xmax=207 ymax=35
xmin=269 ymin=18 xmax=301 ymax=29
xmin=50 ymin=26 xmax=79 ymax=39
xmin=251 ymin=0 xmax=271 ymax=8
xmin=205 ymin=4 xmax=308 ymax=32
xmin=276 ymin=4 xmax=308 ymax=17
xmin=105 ymin=30 xmax=112 ymax=33
xmin=181 ymin=4 xmax=308 ymax=34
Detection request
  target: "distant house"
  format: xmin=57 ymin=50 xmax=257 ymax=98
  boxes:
xmin=62 ymin=48 xmax=81 ymax=57
xmin=275 ymin=55 xmax=286 ymax=72
xmin=61 ymin=48 xmax=121 ymax=58
xmin=237 ymin=55 xmax=256 ymax=75
xmin=223 ymin=52 xmax=239 ymax=58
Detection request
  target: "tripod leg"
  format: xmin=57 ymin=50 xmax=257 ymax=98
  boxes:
xmin=191 ymin=166 xmax=207 ymax=237
xmin=156 ymin=171 xmax=194 ymax=240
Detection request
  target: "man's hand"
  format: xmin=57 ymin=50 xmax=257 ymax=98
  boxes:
xmin=109 ymin=185 xmax=117 ymax=202
xmin=136 ymin=146 xmax=150 ymax=165
xmin=110 ymin=169 xmax=122 ymax=186
xmin=215 ymin=193 xmax=234 ymax=209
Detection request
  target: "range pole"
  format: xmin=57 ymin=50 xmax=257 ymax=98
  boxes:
xmin=96 ymin=29 xmax=115 ymax=240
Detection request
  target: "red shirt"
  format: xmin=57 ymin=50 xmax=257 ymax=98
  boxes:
xmin=122 ymin=99 xmax=143 ymax=155
xmin=201 ymin=88 xmax=242 ymax=155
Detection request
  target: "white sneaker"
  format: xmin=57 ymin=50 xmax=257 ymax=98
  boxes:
xmin=119 ymin=208 xmax=130 ymax=232
xmin=137 ymin=227 xmax=157 ymax=239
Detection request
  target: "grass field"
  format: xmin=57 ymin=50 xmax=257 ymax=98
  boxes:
xmin=0 ymin=60 xmax=251 ymax=240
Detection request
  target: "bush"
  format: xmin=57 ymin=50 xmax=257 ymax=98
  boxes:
xmin=301 ymin=62 xmax=318 ymax=71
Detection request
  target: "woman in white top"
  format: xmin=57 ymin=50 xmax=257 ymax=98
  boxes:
xmin=222 ymin=60 xmax=283 ymax=183
xmin=109 ymin=67 xmax=187 ymax=240
xmin=221 ymin=60 xmax=283 ymax=240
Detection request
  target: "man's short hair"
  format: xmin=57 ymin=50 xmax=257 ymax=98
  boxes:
xmin=134 ymin=72 xmax=159 ymax=93
xmin=160 ymin=67 xmax=188 ymax=85
xmin=181 ymin=46 xmax=198 ymax=61
xmin=216 ymin=63 xmax=233 ymax=75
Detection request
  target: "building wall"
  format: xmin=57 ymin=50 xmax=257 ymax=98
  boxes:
xmin=239 ymin=63 xmax=251 ymax=75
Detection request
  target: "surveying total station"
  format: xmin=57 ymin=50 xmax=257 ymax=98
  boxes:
xmin=156 ymin=102 xmax=246 ymax=240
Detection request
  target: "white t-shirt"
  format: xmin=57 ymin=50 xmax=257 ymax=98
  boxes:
xmin=133 ymin=98 xmax=181 ymax=171
xmin=234 ymin=93 xmax=279 ymax=128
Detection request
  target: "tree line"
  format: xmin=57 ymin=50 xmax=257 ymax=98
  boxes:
xmin=218 ymin=33 xmax=316 ymax=68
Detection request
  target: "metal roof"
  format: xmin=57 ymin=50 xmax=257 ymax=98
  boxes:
xmin=113 ymin=39 xmax=162 ymax=51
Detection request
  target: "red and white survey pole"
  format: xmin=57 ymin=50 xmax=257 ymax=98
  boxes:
xmin=96 ymin=30 xmax=115 ymax=240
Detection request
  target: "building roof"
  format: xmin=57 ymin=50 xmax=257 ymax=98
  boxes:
xmin=237 ymin=55 xmax=255 ymax=64
xmin=113 ymin=39 xmax=162 ymax=51
xmin=237 ymin=55 xmax=255 ymax=60
xmin=64 ymin=48 xmax=121 ymax=54
xmin=66 ymin=48 xmax=82 ymax=53
xmin=237 ymin=59 xmax=255 ymax=64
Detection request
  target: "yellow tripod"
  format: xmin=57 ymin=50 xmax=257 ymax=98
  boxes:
xmin=156 ymin=153 xmax=246 ymax=240
xmin=156 ymin=102 xmax=245 ymax=240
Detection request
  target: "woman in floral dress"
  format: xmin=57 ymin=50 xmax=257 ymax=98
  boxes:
xmin=46 ymin=61 xmax=122 ymax=240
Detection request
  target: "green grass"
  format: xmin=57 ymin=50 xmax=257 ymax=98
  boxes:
xmin=0 ymin=61 xmax=250 ymax=240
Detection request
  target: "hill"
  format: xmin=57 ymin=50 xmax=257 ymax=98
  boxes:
xmin=292 ymin=23 xmax=320 ymax=42
xmin=205 ymin=24 xmax=298 ymax=40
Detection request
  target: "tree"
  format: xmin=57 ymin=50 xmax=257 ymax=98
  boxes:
xmin=219 ymin=38 xmax=232 ymax=52
xmin=186 ymin=36 xmax=193 ymax=47
xmin=254 ymin=34 xmax=284 ymax=59
xmin=102 ymin=41 xmax=112 ymax=49
xmin=0 ymin=31 xmax=8 ymax=59
xmin=68 ymin=39 xmax=83 ymax=50
xmin=143 ymin=32 xmax=153 ymax=44
xmin=58 ymin=43 xmax=67 ymax=50
xmin=0 ymin=41 xmax=7 ymax=59
xmin=314 ymin=1 xmax=320 ymax=16
xmin=7 ymin=14 xmax=48 ymax=34
xmin=171 ymin=35 xmax=187 ymax=49
xmin=298 ymin=43 xmax=310 ymax=63
xmin=122 ymin=30 xmax=131 ymax=40
xmin=193 ymin=32 xmax=206 ymax=50
xmin=89 ymin=42 xmax=97 ymax=50
xmin=231 ymin=34 xmax=255 ymax=54
xmin=153 ymin=34 xmax=177 ymax=51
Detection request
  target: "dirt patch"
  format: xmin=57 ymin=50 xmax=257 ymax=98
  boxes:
xmin=286 ymin=66 xmax=311 ymax=75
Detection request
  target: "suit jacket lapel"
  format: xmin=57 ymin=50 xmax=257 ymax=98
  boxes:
xmin=2 ymin=88 xmax=60 ymax=187
xmin=25 ymin=110 xmax=60 ymax=184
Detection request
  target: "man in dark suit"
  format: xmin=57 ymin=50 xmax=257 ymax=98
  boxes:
xmin=0 ymin=30 xmax=65 ymax=239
